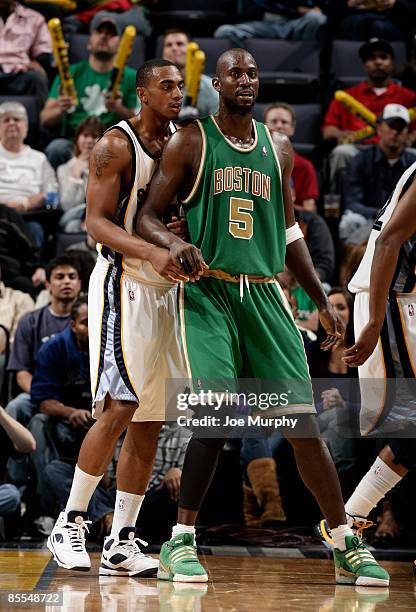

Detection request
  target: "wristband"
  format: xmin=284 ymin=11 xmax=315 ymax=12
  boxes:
xmin=286 ymin=222 xmax=303 ymax=245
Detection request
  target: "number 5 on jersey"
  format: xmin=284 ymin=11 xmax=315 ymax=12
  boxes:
xmin=229 ymin=197 xmax=253 ymax=240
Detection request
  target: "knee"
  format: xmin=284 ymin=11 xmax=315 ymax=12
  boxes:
xmin=0 ymin=484 xmax=21 ymax=515
xmin=303 ymin=11 xmax=327 ymax=26
xmin=100 ymin=400 xmax=137 ymax=436
xmin=214 ymin=24 xmax=234 ymax=39
xmin=25 ymin=70 xmax=48 ymax=87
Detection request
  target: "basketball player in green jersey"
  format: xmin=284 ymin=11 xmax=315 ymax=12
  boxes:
xmin=139 ymin=49 xmax=389 ymax=586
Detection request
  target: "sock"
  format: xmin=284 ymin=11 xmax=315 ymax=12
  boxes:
xmin=66 ymin=465 xmax=103 ymax=513
xmin=110 ymin=490 xmax=144 ymax=538
xmin=171 ymin=523 xmax=196 ymax=539
xmin=345 ymin=457 xmax=402 ymax=520
xmin=331 ymin=524 xmax=354 ymax=551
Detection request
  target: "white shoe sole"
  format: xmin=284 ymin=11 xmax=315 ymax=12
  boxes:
xmin=47 ymin=536 xmax=91 ymax=571
xmin=99 ymin=564 xmax=158 ymax=578
xmin=157 ymin=568 xmax=208 ymax=583
xmin=336 ymin=573 xmax=389 ymax=587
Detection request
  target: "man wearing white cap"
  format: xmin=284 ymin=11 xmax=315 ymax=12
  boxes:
xmin=339 ymin=103 xmax=416 ymax=241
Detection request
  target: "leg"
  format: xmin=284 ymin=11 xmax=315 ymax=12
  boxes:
xmin=329 ymin=144 xmax=360 ymax=192
xmin=44 ymin=138 xmax=73 ymax=170
xmin=116 ymin=421 xmax=163 ymax=494
xmin=6 ymin=71 xmax=49 ymax=106
xmin=285 ymin=11 xmax=327 ymax=42
xmin=6 ymin=393 xmax=34 ymax=425
xmin=214 ymin=20 xmax=282 ymax=46
xmin=0 ymin=483 xmax=20 ymax=516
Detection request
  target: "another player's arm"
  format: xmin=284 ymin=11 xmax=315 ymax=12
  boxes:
xmin=137 ymin=126 xmax=208 ymax=278
xmin=86 ymin=132 xmax=187 ymax=282
xmin=275 ymin=134 xmax=344 ymax=349
xmin=344 ymin=176 xmax=416 ymax=367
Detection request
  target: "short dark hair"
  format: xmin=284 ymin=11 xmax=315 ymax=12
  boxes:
xmin=136 ymin=59 xmax=179 ymax=88
xmin=264 ymin=102 xmax=296 ymax=126
xmin=45 ymin=255 xmax=81 ymax=282
xmin=163 ymin=28 xmax=191 ymax=43
xmin=71 ymin=294 xmax=88 ymax=321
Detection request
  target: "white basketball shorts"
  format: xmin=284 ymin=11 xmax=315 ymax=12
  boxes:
xmin=88 ymin=258 xmax=187 ymax=422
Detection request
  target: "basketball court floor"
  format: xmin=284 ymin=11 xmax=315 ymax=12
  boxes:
xmin=0 ymin=547 xmax=415 ymax=611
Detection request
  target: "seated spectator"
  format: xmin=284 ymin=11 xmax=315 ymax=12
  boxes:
xmin=0 ymin=405 xmax=36 ymax=538
xmin=6 ymin=255 xmax=81 ymax=427
xmin=0 ymin=1 xmax=52 ymax=105
xmin=0 ymin=101 xmax=57 ymax=247
xmin=322 ymin=38 xmax=416 ymax=191
xmin=135 ymin=422 xmax=191 ymax=544
xmin=57 ymin=117 xmax=104 ymax=215
xmin=41 ymin=16 xmax=137 ymax=169
xmin=265 ymin=103 xmax=320 ymax=211
xmin=337 ymin=0 xmax=416 ymax=42
xmin=215 ymin=1 xmax=327 ymax=46
xmin=30 ymin=297 xmax=107 ymax=529
xmin=339 ymin=103 xmax=416 ymax=240
xmin=295 ymin=209 xmax=336 ymax=285
xmin=161 ymin=28 xmax=218 ymax=120
xmin=0 ymin=265 xmax=34 ymax=391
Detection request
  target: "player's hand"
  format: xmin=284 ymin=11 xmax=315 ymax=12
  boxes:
xmin=167 ymin=216 xmax=188 ymax=241
xmin=68 ymin=409 xmax=93 ymax=430
xmin=343 ymin=321 xmax=380 ymax=366
xmin=319 ymin=303 xmax=345 ymax=351
xmin=160 ymin=467 xmax=182 ymax=501
xmin=170 ymin=241 xmax=209 ymax=282
xmin=150 ymin=247 xmax=190 ymax=283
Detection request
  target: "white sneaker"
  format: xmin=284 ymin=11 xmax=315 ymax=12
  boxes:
xmin=99 ymin=527 xmax=158 ymax=577
xmin=47 ymin=510 xmax=91 ymax=571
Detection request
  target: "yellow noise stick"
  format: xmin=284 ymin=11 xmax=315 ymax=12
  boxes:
xmin=335 ymin=90 xmax=377 ymax=127
xmin=188 ymin=50 xmax=206 ymax=107
xmin=48 ymin=18 xmax=78 ymax=105
xmin=28 ymin=0 xmax=76 ymax=9
xmin=108 ymin=25 xmax=136 ymax=100
xmin=185 ymin=42 xmax=199 ymax=92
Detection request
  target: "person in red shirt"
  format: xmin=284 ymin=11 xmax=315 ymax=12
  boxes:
xmin=265 ymin=102 xmax=319 ymax=211
xmin=322 ymin=38 xmax=416 ymax=191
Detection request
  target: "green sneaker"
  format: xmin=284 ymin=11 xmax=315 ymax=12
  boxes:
xmin=334 ymin=535 xmax=389 ymax=587
xmin=157 ymin=533 xmax=208 ymax=583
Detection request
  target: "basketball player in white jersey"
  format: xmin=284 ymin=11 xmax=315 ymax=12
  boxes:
xmin=318 ymin=160 xmax=416 ymax=561
xmin=47 ymin=59 xmax=192 ymax=576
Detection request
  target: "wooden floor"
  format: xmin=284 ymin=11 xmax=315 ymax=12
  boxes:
xmin=0 ymin=550 xmax=415 ymax=611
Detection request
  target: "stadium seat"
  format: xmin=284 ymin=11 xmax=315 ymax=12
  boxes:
xmin=253 ymin=103 xmax=322 ymax=157
xmin=150 ymin=0 xmax=234 ymax=36
xmin=244 ymin=40 xmax=320 ymax=103
xmin=0 ymin=95 xmax=39 ymax=147
xmin=69 ymin=35 xmax=145 ymax=70
xmin=330 ymin=40 xmax=407 ymax=89
xmin=155 ymin=36 xmax=230 ymax=76
xmin=55 ymin=231 xmax=86 ymax=256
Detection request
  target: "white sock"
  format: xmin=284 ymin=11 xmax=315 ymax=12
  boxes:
xmin=66 ymin=465 xmax=103 ymax=514
xmin=331 ymin=524 xmax=354 ymax=551
xmin=345 ymin=457 xmax=402 ymax=520
xmin=171 ymin=523 xmax=196 ymax=539
xmin=110 ymin=490 xmax=144 ymax=538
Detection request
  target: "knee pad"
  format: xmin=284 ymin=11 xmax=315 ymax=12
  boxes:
xmin=389 ymin=439 xmax=416 ymax=471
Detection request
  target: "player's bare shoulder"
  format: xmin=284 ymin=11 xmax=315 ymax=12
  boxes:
xmin=164 ymin=121 xmax=203 ymax=170
xmin=90 ymin=128 xmax=132 ymax=179
xmin=268 ymin=130 xmax=294 ymax=174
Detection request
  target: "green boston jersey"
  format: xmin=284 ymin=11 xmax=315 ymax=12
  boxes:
xmin=183 ymin=116 xmax=286 ymax=276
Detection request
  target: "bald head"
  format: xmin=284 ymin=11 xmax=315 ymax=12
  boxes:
xmin=215 ymin=48 xmax=257 ymax=78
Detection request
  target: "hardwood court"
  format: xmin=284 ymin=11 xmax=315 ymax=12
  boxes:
xmin=0 ymin=550 xmax=415 ymax=611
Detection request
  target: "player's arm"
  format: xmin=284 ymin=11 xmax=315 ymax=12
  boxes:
xmin=344 ymin=175 xmax=416 ymax=367
xmin=86 ymin=132 xmax=187 ymax=282
xmin=137 ymin=126 xmax=208 ymax=278
xmin=275 ymin=134 xmax=344 ymax=350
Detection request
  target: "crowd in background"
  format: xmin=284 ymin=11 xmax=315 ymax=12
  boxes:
xmin=1 ymin=0 xmax=416 ymax=547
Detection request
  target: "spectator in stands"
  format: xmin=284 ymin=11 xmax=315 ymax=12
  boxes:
xmin=0 ymin=1 xmax=52 ymax=105
xmin=0 ymin=405 xmax=36 ymax=537
xmin=135 ymin=422 xmax=191 ymax=544
xmin=41 ymin=16 xmax=137 ymax=169
xmin=6 ymin=256 xmax=81 ymax=427
xmin=323 ymin=38 xmax=416 ymax=191
xmin=0 ymin=265 xmax=34 ymax=390
xmin=214 ymin=1 xmax=327 ymax=46
xmin=339 ymin=103 xmax=416 ymax=240
xmin=265 ymin=102 xmax=319 ymax=211
xmin=161 ymin=28 xmax=218 ymax=119
xmin=30 ymin=297 xmax=106 ymax=529
xmin=337 ymin=1 xmax=416 ymax=42
xmin=0 ymin=101 xmax=57 ymax=247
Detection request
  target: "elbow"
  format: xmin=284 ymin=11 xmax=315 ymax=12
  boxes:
xmin=85 ymin=213 xmax=98 ymax=243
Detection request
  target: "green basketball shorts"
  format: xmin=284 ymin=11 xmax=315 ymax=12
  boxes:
xmin=178 ymin=276 xmax=315 ymax=415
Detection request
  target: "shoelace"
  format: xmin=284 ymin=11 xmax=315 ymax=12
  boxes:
xmin=118 ymin=537 xmax=149 ymax=558
xmin=344 ymin=536 xmax=377 ymax=570
xmin=353 ymin=518 xmax=375 ymax=539
xmin=67 ymin=519 xmax=91 ymax=552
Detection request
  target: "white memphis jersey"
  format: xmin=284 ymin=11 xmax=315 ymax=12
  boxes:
xmin=97 ymin=119 xmax=175 ymax=288
xmin=348 ymin=161 xmax=416 ymax=294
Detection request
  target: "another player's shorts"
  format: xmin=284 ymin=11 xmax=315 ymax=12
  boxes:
xmin=179 ymin=276 xmax=315 ymax=416
xmin=354 ymin=290 xmax=416 ymax=436
xmin=89 ymin=258 xmax=187 ymax=422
